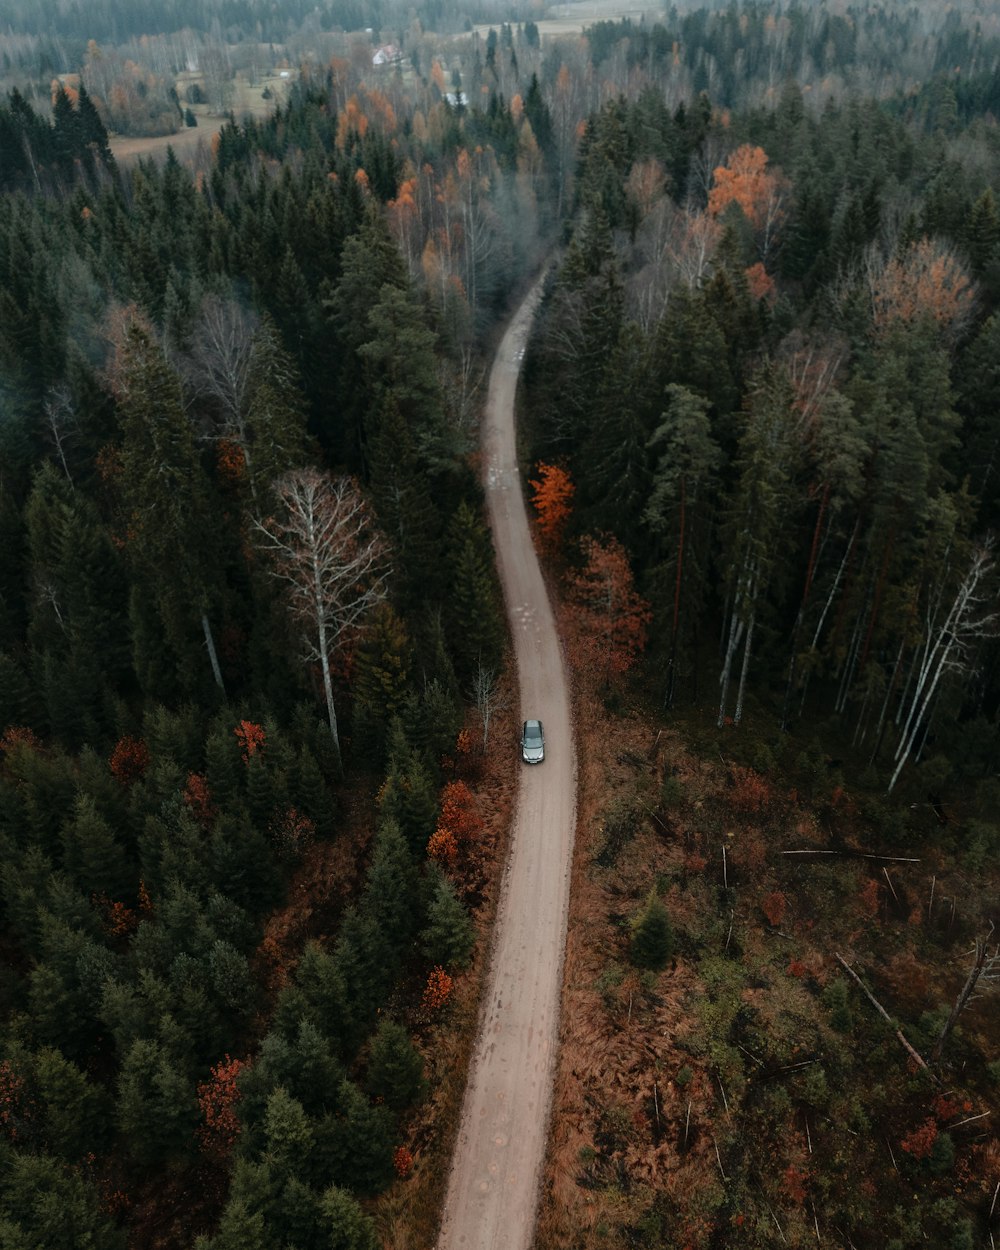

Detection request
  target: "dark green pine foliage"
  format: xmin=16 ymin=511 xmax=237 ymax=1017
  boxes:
xmin=361 ymin=817 xmax=421 ymax=952
xmin=365 ymin=395 xmax=443 ymax=610
xmin=326 ymin=203 xmax=409 ymax=472
xmin=24 ymin=463 xmax=128 ymax=745
xmin=365 ymin=1017 xmax=426 ymax=1111
xmin=330 ymin=905 xmax=393 ymax=1054
xmin=60 ymin=793 xmax=132 ymax=901
xmin=377 ymin=719 xmax=440 ymax=853
xmin=113 ymin=323 xmax=226 ymax=699
xmin=0 ymin=1146 xmax=126 ymax=1250
xmin=351 ymin=601 xmax=414 ymax=763
xmin=314 ymin=1078 xmax=395 ymax=1196
xmin=357 ymin=282 xmax=452 ymax=475
xmin=271 ymin=941 xmax=351 ymax=1055
xmin=33 ymin=1045 xmax=110 ymax=1160
xmin=443 ymin=501 xmax=505 ymax=684
xmin=577 ymin=325 xmax=654 ymax=552
xmin=421 ymin=865 xmax=475 ymax=969
xmin=115 ymin=1037 xmax=199 ymax=1165
xmin=320 ymin=1186 xmax=379 ymax=1250
xmin=629 ymin=891 xmax=674 ymax=970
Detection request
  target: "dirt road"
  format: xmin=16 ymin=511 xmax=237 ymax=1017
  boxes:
xmin=436 ymin=282 xmax=577 ymax=1250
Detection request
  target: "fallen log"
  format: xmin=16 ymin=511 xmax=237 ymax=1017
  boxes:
xmin=783 ymin=850 xmax=920 ymax=863
xmin=834 ymin=953 xmax=939 ymax=1084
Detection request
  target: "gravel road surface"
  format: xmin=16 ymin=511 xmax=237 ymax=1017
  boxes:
xmin=436 ymin=278 xmax=577 ymax=1250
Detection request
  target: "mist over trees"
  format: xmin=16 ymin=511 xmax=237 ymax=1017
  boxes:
xmin=2 ymin=0 xmax=1000 ymax=1246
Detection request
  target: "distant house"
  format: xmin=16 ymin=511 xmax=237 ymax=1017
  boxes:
xmin=444 ymin=91 xmax=469 ymax=107
xmin=372 ymin=44 xmax=402 ymax=67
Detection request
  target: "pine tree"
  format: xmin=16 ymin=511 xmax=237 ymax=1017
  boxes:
xmin=366 ymin=1018 xmax=426 ymax=1111
xmin=421 ymin=865 xmax=475 ymax=969
xmin=112 ymin=321 xmax=226 ymax=696
xmin=116 ymin=1038 xmax=199 ymax=1165
xmin=34 ymin=1046 xmax=108 ymax=1160
xmin=362 ymin=818 xmax=421 ymax=950
xmin=263 ymin=1086 xmax=314 ymax=1180
xmin=351 ymin=601 xmax=414 ymax=761
xmin=443 ymin=501 xmax=505 ymax=682
xmin=316 ymin=1079 xmax=395 ymax=1196
xmin=629 ymin=891 xmax=674 ymax=970
xmin=320 ymin=1185 xmax=379 ymax=1250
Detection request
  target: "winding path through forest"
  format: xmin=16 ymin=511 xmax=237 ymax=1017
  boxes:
xmin=436 ymin=280 xmax=577 ymax=1250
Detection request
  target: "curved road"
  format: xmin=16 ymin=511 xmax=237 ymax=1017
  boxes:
xmin=436 ymin=280 xmax=577 ymax=1250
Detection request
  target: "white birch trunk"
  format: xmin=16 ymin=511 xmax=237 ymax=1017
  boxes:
xmin=201 ymin=613 xmax=226 ymax=693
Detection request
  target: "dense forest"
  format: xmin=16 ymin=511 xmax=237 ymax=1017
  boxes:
xmin=1 ymin=0 xmax=1000 ymax=1246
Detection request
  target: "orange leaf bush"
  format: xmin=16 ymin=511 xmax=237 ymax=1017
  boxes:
xmin=234 ymin=720 xmax=265 ymax=763
xmin=427 ymin=826 xmax=458 ymax=865
xmin=183 ymin=773 xmax=216 ymax=828
xmin=197 ymin=1055 xmax=247 ymax=1158
xmin=109 ymin=735 xmax=150 ymax=785
xmin=422 ymin=966 xmax=453 ymax=1011
xmin=529 ymin=462 xmax=574 ymax=555
xmin=762 ymin=891 xmax=787 ymax=928
xmin=393 ymin=1145 xmax=414 ymax=1177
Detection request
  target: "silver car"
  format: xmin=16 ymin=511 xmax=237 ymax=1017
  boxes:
xmin=521 ymin=719 xmax=544 ymax=764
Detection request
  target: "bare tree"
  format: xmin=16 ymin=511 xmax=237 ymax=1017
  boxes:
xmin=887 ymin=541 xmax=1000 ymax=793
xmin=185 ymin=295 xmax=258 ymax=433
xmin=254 ymin=470 xmax=391 ymax=774
xmin=931 ymin=924 xmax=999 ymax=1062
xmin=469 ymin=660 xmax=509 ymax=754
xmin=43 ymin=386 xmax=77 ymax=485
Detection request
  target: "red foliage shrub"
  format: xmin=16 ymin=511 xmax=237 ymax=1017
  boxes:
xmin=438 ymin=780 xmax=482 ymax=844
xmin=422 ymin=966 xmax=453 ymax=1011
xmin=900 ymin=1117 xmax=938 ymax=1160
xmin=92 ymin=894 xmax=139 ymax=938
xmin=787 ymin=958 xmax=807 ymax=978
xmin=197 ymin=1055 xmax=248 ymax=1158
xmin=183 ymin=773 xmax=217 ymax=828
xmin=270 ymin=806 xmax=315 ymax=860
xmin=0 ymin=1060 xmax=34 ymax=1143
xmin=782 ymin=1165 xmax=808 ymax=1204
xmin=0 ymin=726 xmax=41 ymax=757
xmin=762 ymin=891 xmax=787 ymax=928
xmin=427 ymin=827 xmax=458 ymax=865
xmin=393 ymin=1145 xmax=414 ymax=1177
xmin=216 ymin=439 xmax=246 ymax=484
xmin=730 ymin=765 xmax=772 ymax=813
xmin=109 ymin=735 xmax=150 ymax=785
xmin=234 ymin=720 xmax=266 ymax=763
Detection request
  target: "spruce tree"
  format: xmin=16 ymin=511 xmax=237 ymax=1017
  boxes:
xmin=365 ymin=1018 xmax=426 ymax=1112
xmin=421 ymin=866 xmax=475 ymax=969
xmin=629 ymin=891 xmax=674 ymax=971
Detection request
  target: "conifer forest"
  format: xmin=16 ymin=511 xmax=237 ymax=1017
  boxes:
xmin=2 ymin=1 xmax=1000 ymax=1247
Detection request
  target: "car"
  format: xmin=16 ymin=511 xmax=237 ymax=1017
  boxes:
xmin=521 ymin=719 xmax=544 ymax=764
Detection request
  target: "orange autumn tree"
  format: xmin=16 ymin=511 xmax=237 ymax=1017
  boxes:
xmin=197 ymin=1054 xmax=247 ymax=1159
xmin=529 ymin=462 xmax=574 ymax=555
xmin=708 ymin=144 xmax=788 ymax=262
xmin=867 ymin=237 xmax=975 ymax=342
xmin=428 ymin=780 xmax=483 ymax=870
xmin=566 ymin=535 xmax=651 ymax=680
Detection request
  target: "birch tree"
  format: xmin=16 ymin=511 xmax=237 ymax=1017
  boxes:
xmin=718 ymin=363 xmax=798 ymax=727
xmin=887 ymin=539 xmax=999 ymax=793
xmin=254 ymin=470 xmax=390 ymax=776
